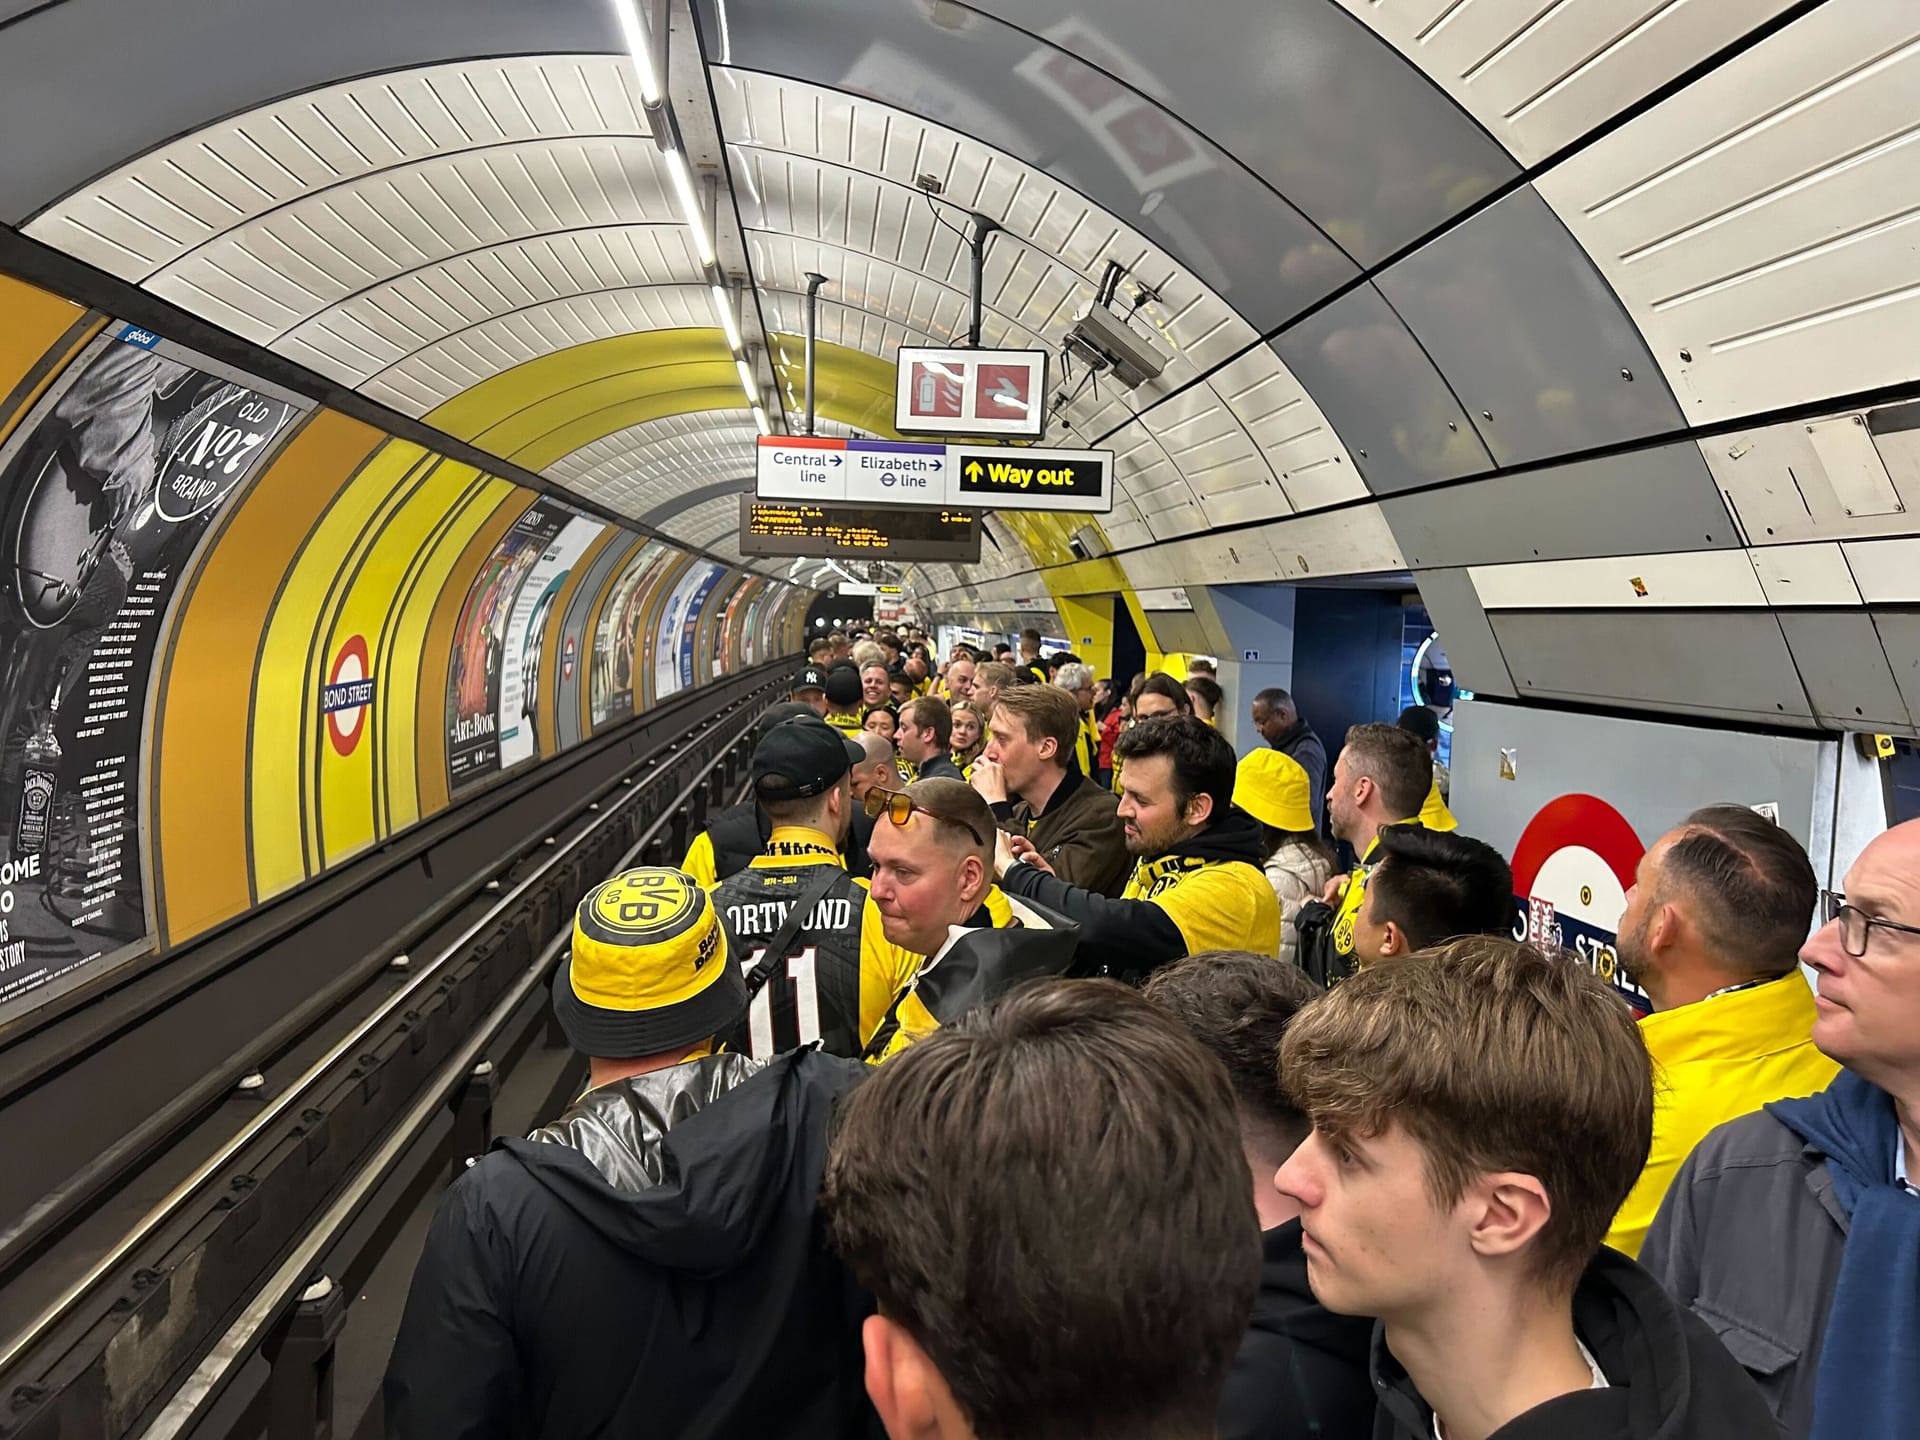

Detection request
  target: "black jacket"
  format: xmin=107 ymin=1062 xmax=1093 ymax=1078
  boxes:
xmin=1272 ymin=720 xmax=1327 ymax=831
xmin=1370 ymin=1247 xmax=1777 ymax=1439
xmin=911 ymin=752 xmax=967 ymax=784
xmin=384 ymin=1051 xmax=874 ymax=1440
xmin=1219 ymin=1220 xmax=1374 ymax=1440
xmin=1000 ymin=809 xmax=1271 ymax=983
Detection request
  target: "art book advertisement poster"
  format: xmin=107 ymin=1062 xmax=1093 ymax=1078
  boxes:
xmin=0 ymin=325 xmax=305 ymax=1009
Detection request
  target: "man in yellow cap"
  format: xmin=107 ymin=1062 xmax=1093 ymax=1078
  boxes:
xmin=386 ymin=867 xmax=875 ymax=1440
xmin=1232 ymin=747 xmax=1336 ymax=966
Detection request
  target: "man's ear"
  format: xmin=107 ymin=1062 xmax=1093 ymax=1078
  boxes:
xmin=1648 ymin=901 xmax=1684 ymax=957
xmin=959 ymin=854 xmax=988 ymax=907
xmin=862 ymin=1314 xmax=951 ymax=1440
xmin=1379 ymin=921 xmax=1408 ymax=958
xmin=1463 ymin=1171 xmax=1553 ymax=1264
xmin=1185 ymin=792 xmax=1215 ymax=828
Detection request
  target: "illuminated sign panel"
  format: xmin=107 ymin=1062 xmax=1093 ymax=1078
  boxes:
xmin=738 ymin=499 xmax=982 ymax=562
xmin=895 ymin=347 xmax=1048 ymax=440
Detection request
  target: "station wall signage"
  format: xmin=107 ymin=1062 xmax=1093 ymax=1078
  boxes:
xmin=738 ymin=498 xmax=983 ymax=562
xmin=756 ymin=436 xmax=1110 ymax=514
xmin=895 ymin=347 xmax=1048 ymax=440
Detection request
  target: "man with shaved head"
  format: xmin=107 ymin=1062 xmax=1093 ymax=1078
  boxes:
xmin=1643 ymin=818 xmax=1920 ymax=1439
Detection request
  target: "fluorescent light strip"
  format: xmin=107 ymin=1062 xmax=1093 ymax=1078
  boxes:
xmin=710 ymin=284 xmax=743 ymax=350
xmin=662 ymin=147 xmax=715 ymax=265
xmin=737 ymin=357 xmax=758 ymax=401
xmin=609 ymin=0 xmax=663 ymax=106
xmin=753 ymin=405 xmax=772 ymax=436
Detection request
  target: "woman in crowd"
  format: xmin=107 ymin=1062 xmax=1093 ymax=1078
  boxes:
xmin=863 ymin=705 xmax=897 ymax=743
xmin=948 ymin=700 xmax=986 ymax=779
xmin=1232 ymin=747 xmax=1335 ymax=966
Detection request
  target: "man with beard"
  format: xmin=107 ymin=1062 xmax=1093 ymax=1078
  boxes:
xmin=1603 ymin=805 xmax=1836 ymax=1258
xmin=993 ymin=716 xmax=1279 ymax=982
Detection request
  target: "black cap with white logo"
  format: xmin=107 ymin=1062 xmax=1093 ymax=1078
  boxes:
xmin=793 ymin=665 xmax=828 ymax=695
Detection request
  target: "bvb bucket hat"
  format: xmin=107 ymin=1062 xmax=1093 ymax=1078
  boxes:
xmin=552 ymin=867 xmax=743 ymax=1058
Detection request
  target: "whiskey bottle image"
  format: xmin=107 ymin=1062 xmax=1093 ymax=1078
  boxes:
xmin=14 ymin=713 xmax=60 ymax=858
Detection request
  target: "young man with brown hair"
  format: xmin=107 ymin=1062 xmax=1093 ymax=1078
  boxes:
xmin=821 ymin=978 xmax=1260 ymax=1440
xmin=970 ymin=684 xmax=1128 ymax=897
xmin=897 ymin=695 xmax=965 ymax=783
xmin=1295 ymin=722 xmax=1435 ymax=986
xmin=1145 ymin=953 xmax=1375 ymax=1440
xmin=1277 ymin=937 xmax=1775 ymax=1440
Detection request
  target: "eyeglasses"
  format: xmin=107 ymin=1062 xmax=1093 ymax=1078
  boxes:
xmin=863 ymin=786 xmax=988 ymax=845
xmin=1820 ymin=889 xmax=1920 ymax=958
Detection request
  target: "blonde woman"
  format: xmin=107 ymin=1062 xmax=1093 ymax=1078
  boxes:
xmin=949 ymin=699 xmax=986 ymax=778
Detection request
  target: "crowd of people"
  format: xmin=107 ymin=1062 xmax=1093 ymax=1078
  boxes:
xmin=384 ymin=623 xmax=1917 ymax=1440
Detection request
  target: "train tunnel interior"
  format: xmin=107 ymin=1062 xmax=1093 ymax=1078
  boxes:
xmin=0 ymin=0 xmax=1914 ymax=1435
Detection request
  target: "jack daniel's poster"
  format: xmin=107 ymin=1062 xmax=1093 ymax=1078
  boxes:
xmin=0 ymin=325 xmax=305 ymax=1011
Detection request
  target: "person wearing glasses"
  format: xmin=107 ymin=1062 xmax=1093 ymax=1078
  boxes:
xmin=705 ymin=718 xmax=918 ymax=1061
xmin=859 ymin=778 xmax=1078 ymax=1061
xmin=1601 ymin=806 xmax=1836 ymax=1259
xmin=1642 ymin=817 xmax=1920 ymax=1440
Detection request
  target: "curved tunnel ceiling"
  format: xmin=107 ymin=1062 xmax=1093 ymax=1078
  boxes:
xmin=3 ymin=0 xmax=1918 ymax=733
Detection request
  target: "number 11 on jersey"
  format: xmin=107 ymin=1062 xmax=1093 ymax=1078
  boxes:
xmin=742 ymin=946 xmax=822 ymax=1059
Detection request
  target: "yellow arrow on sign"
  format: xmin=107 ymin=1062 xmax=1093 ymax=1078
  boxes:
xmin=964 ymin=459 xmax=983 ymax=481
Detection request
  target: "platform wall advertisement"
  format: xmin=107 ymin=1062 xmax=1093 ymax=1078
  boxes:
xmin=494 ymin=511 xmax=604 ymax=771
xmin=0 ymin=326 xmax=304 ymax=1008
xmin=589 ymin=540 xmax=667 ymax=729
xmin=445 ymin=502 xmax=565 ymax=793
xmin=653 ymin=560 xmax=719 ymax=702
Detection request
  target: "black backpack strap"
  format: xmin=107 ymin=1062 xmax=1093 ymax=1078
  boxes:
xmin=740 ymin=864 xmax=841 ymax=1000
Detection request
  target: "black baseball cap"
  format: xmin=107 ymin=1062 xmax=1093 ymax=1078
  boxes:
xmin=754 ymin=700 xmax=820 ymax=740
xmin=753 ymin=716 xmax=863 ymax=800
xmin=793 ymin=664 xmax=828 ymax=694
xmin=825 ymin=666 xmax=863 ymax=708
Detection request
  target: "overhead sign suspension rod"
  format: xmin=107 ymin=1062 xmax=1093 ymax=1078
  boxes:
xmin=804 ymin=272 xmax=828 ymax=436
xmin=967 ymin=215 xmax=999 ymax=348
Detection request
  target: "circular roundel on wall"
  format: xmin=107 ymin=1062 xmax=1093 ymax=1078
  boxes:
xmin=1509 ymin=793 xmax=1644 ymax=937
xmin=323 ymin=635 xmax=374 ymax=758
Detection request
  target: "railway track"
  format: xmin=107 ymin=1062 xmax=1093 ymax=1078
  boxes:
xmin=0 ymin=662 xmax=788 ymax=1439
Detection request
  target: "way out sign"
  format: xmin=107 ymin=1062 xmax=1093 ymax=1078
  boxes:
xmin=951 ymin=446 xmax=1111 ymax=512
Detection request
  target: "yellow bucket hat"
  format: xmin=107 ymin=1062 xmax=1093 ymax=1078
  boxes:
xmin=553 ymin=867 xmax=740 ymax=1058
xmin=1234 ymin=748 xmax=1316 ymax=834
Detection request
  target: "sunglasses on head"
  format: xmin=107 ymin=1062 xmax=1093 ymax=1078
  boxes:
xmin=862 ymin=786 xmax=988 ymax=845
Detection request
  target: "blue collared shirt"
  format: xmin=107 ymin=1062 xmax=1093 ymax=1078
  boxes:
xmin=1898 ymin=1137 xmax=1919 ymax=1198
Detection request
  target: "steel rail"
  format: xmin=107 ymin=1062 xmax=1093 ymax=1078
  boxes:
xmin=134 ymin=723 xmax=753 ymax=1439
xmin=0 ymin=689 xmax=762 ymax=1381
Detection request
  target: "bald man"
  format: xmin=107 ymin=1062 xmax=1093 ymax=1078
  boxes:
xmin=843 ymin=730 xmax=901 ymax=879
